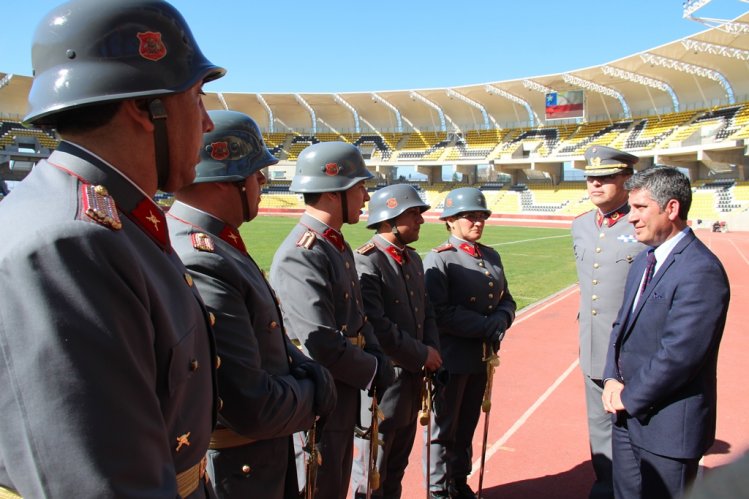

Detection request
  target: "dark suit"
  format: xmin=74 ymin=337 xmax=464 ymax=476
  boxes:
xmin=603 ymin=229 xmax=730 ymax=498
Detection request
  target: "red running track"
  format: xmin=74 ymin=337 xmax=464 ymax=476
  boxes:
xmin=392 ymin=229 xmax=749 ymax=499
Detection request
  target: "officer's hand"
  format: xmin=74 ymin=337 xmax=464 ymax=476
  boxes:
xmin=366 ymin=348 xmax=395 ymax=400
xmin=295 ymin=362 xmax=337 ymax=421
xmin=486 ymin=328 xmax=505 ymax=353
xmin=424 ymin=346 xmax=442 ymax=373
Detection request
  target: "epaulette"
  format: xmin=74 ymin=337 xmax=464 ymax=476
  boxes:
xmin=296 ymin=230 xmax=317 ymax=249
xmin=356 ymin=241 xmax=376 ymax=255
xmin=80 ymin=184 xmax=122 ymax=230
xmin=191 ymin=232 xmax=215 ymax=252
xmin=433 ymin=243 xmax=454 ymax=253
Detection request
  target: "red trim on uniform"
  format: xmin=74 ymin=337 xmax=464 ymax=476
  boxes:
xmin=219 ymin=225 xmax=248 ymax=254
xmin=130 ymin=198 xmax=169 ymax=250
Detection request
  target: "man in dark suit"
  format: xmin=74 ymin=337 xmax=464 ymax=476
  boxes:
xmin=602 ymin=166 xmax=730 ymax=499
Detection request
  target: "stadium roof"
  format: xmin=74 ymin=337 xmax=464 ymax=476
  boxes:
xmin=1 ymin=10 xmax=748 ymax=133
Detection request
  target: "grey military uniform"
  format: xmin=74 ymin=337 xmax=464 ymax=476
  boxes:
xmin=571 ymin=204 xmax=646 ymax=499
xmin=269 ymin=213 xmax=382 ymax=499
xmin=351 ymin=235 xmax=440 ymax=498
xmin=0 ymin=143 xmax=217 ymax=498
xmin=423 ymin=235 xmax=516 ymax=493
xmin=167 ymin=201 xmax=319 ymax=499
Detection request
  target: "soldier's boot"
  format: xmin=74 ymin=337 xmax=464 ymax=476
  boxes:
xmin=448 ymin=477 xmax=476 ymax=499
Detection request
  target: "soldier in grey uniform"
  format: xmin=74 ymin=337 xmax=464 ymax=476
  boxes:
xmin=351 ymin=184 xmax=443 ymax=498
xmin=167 ymin=111 xmax=337 ymax=499
xmin=269 ymin=142 xmax=395 ymax=499
xmin=0 ymin=1 xmax=225 ymax=497
xmin=571 ymin=145 xmax=646 ymax=499
xmin=424 ymin=187 xmax=516 ymax=499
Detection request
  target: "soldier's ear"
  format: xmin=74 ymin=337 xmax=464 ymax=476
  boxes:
xmin=121 ymin=99 xmax=155 ymax=133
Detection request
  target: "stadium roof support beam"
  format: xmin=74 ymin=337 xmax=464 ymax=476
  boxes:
xmin=409 ymin=91 xmax=449 ymax=132
xmin=334 ymin=94 xmax=360 ymax=133
xmin=562 ymin=73 xmax=631 ymax=119
xmin=681 ymin=39 xmax=749 ymax=61
xmin=446 ymin=89 xmax=493 ymax=129
xmin=294 ymin=94 xmax=316 ymax=135
xmin=370 ymin=93 xmax=403 ymax=133
xmin=485 ymin=84 xmax=536 ymax=128
xmin=0 ymin=74 xmax=13 ymax=90
xmin=682 ymin=0 xmax=712 ymax=18
xmin=602 ymin=65 xmax=679 ymax=112
xmin=216 ymin=92 xmax=229 ymax=111
xmin=257 ymin=94 xmax=274 ymax=133
xmin=641 ymin=53 xmax=735 ymax=104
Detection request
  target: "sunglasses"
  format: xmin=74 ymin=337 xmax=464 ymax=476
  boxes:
xmin=459 ymin=212 xmax=489 ymax=223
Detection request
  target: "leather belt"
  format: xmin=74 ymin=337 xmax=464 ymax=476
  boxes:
xmin=209 ymin=427 xmax=257 ymax=450
xmin=176 ymin=456 xmax=207 ymax=498
xmin=346 ymin=333 xmax=366 ymax=349
xmin=0 ymin=486 xmax=21 ymax=499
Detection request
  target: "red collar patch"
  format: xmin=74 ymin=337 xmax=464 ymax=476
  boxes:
xmin=459 ymin=242 xmax=481 ymax=258
xmin=322 ymin=228 xmax=346 ymax=252
xmin=219 ymin=225 xmax=247 ymax=254
xmin=130 ymin=198 xmax=169 ymax=250
xmin=137 ymin=32 xmax=167 ymax=62
xmin=385 ymin=245 xmax=408 ymax=265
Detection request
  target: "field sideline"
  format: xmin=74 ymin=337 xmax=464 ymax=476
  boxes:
xmin=240 ymin=216 xmax=577 ymax=311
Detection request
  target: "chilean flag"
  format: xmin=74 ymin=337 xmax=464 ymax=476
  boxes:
xmin=545 ymin=91 xmax=584 ymax=119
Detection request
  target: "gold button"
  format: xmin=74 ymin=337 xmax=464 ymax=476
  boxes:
xmin=488 ymin=282 xmax=494 ymax=288
xmin=469 ymin=297 xmax=477 ymax=303
xmin=218 ymin=397 xmax=224 ymax=411
xmin=487 ymin=305 xmax=494 ymax=310
xmin=344 ymin=292 xmax=349 ymax=300
xmin=593 ymin=263 xmax=600 ymax=269
xmin=410 ymin=291 xmax=414 ymax=296
xmin=596 ymin=247 xmax=601 ymax=253
xmin=592 ymin=279 xmax=599 ymax=285
xmin=345 ymin=261 xmax=350 ymax=269
xmin=406 ymin=274 xmax=411 ymax=280
xmin=216 ymin=356 xmax=221 ymax=369
xmin=242 ymin=465 xmax=251 ymax=474
xmin=394 ymin=299 xmax=400 ymax=304
xmin=599 ymin=232 xmax=605 ymax=238
xmin=592 ymin=310 xmax=598 ymax=316
xmin=341 ymin=325 xmax=348 ymax=332
xmin=417 ymin=324 xmax=422 ymax=329
xmin=489 ymin=293 xmax=494 ymax=299
xmin=627 ymin=255 xmax=633 ymax=262
xmin=94 ymin=185 xmax=109 ymax=196
xmin=592 ymin=295 xmax=598 ymax=301
xmin=184 ymin=273 xmax=193 ymax=287
xmin=478 ymin=262 xmax=485 ymax=267
xmin=209 ymin=312 xmax=216 ymax=326
xmin=190 ymin=359 xmax=199 ymax=371
xmin=415 ymin=307 xmax=419 ymax=312
xmin=484 ymin=271 xmax=490 ymax=276
xmin=270 ymin=321 xmax=278 ymax=328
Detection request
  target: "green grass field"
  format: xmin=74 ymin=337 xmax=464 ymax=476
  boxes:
xmin=240 ymin=216 xmax=577 ymax=311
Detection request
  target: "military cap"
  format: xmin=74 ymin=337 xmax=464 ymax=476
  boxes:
xmin=583 ymin=146 xmax=638 ymax=177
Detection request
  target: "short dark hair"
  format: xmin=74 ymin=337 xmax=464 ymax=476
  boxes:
xmin=303 ymin=192 xmax=323 ymax=205
xmin=47 ymin=101 xmax=123 ymax=135
xmin=625 ymin=166 xmax=692 ymax=220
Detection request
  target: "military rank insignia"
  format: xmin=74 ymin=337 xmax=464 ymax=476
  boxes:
xmin=433 ymin=243 xmax=454 ymax=253
xmin=80 ymin=184 xmax=122 ymax=230
xmin=191 ymin=232 xmax=215 ymax=252
xmin=296 ymin=230 xmax=317 ymax=249
xmin=356 ymin=241 xmax=376 ymax=255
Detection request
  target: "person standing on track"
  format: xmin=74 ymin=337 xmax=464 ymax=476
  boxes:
xmin=572 ymin=145 xmax=646 ymax=499
xmin=423 ymin=187 xmax=516 ymax=499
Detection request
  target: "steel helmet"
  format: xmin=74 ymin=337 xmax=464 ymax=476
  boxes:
xmin=366 ymin=184 xmax=430 ymax=229
xmin=194 ymin=110 xmax=278 ymax=183
xmin=440 ymin=187 xmax=491 ymax=220
xmin=290 ymin=142 xmax=373 ymax=193
xmin=25 ymin=0 xmax=226 ymax=125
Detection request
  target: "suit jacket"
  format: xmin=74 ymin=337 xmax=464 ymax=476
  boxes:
xmin=355 ymin=236 xmax=440 ymax=429
xmin=603 ymin=229 xmax=730 ymax=459
xmin=572 ymin=208 xmax=646 ymax=378
xmin=424 ymin=235 xmax=516 ymax=374
xmin=0 ymin=143 xmax=217 ymax=498
xmin=167 ymin=202 xmax=318 ymax=499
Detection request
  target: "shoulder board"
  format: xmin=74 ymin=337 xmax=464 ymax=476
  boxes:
xmin=80 ymin=184 xmax=122 ymax=230
xmin=296 ymin=230 xmax=317 ymax=250
xmin=433 ymin=243 xmax=454 ymax=253
xmin=356 ymin=241 xmax=377 ymax=255
xmin=191 ymin=232 xmax=215 ymax=252
xmin=575 ymin=209 xmax=594 ymax=220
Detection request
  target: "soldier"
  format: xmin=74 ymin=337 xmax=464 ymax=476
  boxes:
xmin=424 ymin=187 xmax=516 ymax=499
xmin=351 ymin=184 xmax=443 ymax=498
xmin=571 ymin=145 xmax=646 ymax=499
xmin=166 ymin=110 xmax=337 ymax=499
xmin=269 ymin=141 xmax=395 ymax=499
xmin=0 ymin=1 xmax=224 ymax=497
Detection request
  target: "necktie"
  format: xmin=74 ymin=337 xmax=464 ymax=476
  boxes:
xmin=640 ymin=249 xmax=656 ymax=294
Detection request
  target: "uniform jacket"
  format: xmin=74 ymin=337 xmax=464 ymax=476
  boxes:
xmin=355 ymin=235 xmax=440 ymax=428
xmin=167 ymin=202 xmax=318 ymax=498
xmin=269 ymin=213 xmax=381 ymax=432
xmin=603 ymin=229 xmax=730 ymax=459
xmin=0 ymin=143 xmax=217 ymax=498
xmin=572 ymin=206 xmax=646 ymax=378
xmin=424 ymin=235 xmax=516 ymax=374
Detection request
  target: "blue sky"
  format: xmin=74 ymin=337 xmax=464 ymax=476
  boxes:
xmin=2 ymin=1 xmax=747 ymax=94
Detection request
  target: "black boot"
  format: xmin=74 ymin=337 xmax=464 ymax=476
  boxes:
xmin=448 ymin=477 xmax=476 ymax=499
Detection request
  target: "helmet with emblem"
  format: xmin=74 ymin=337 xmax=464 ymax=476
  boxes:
xmin=440 ymin=187 xmax=491 ymax=220
xmin=193 ymin=110 xmax=278 ymax=183
xmin=25 ymin=0 xmax=225 ymax=125
xmin=366 ymin=183 xmax=430 ymax=229
xmin=290 ymin=141 xmax=373 ymax=193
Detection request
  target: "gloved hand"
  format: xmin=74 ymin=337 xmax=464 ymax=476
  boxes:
xmin=486 ymin=312 xmax=510 ymax=353
xmin=294 ymin=362 xmax=337 ymax=424
xmin=365 ymin=348 xmax=395 ymax=401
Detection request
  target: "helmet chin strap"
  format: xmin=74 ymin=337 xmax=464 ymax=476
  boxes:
xmin=391 ymin=222 xmax=407 ymax=247
xmin=148 ymin=99 xmax=170 ymax=191
xmin=235 ymin=181 xmax=250 ymax=222
xmin=340 ymin=190 xmax=349 ymax=225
